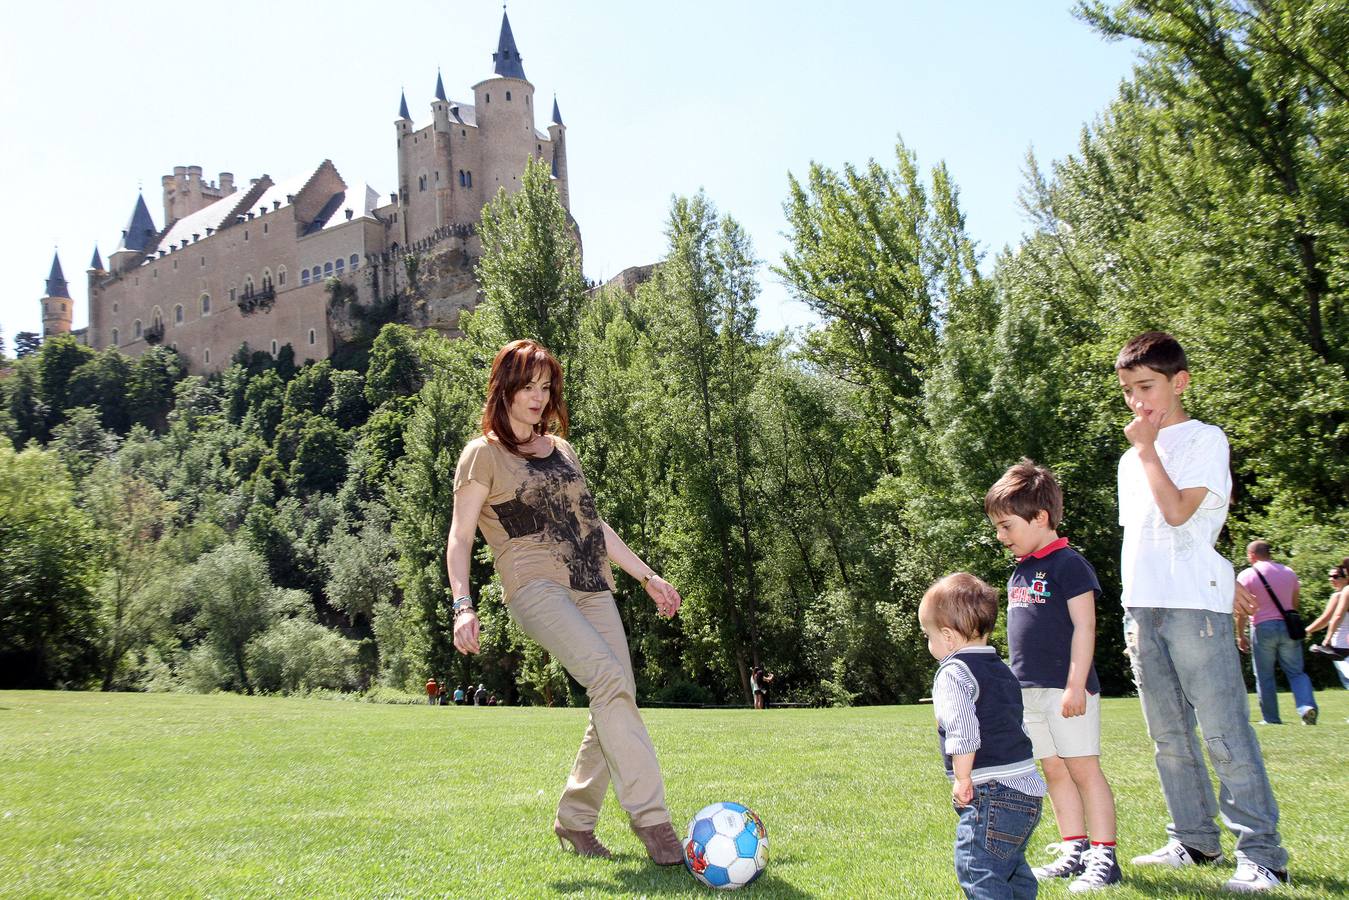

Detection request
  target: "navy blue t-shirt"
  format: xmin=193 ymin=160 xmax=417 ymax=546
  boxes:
xmin=1006 ymin=538 xmax=1101 ymax=694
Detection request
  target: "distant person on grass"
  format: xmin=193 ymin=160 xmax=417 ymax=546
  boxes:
xmin=473 ymin=683 xmax=486 ymax=706
xmin=921 ymin=573 xmax=1046 ymax=900
xmin=1236 ymin=541 xmax=1317 ymax=726
xmin=446 ymin=339 xmax=687 ymax=866
xmin=750 ymin=666 xmax=774 ymax=710
xmin=453 ymin=685 xmax=465 ymax=705
xmin=425 ymin=677 xmax=438 ymax=706
xmin=1306 ymin=559 xmax=1349 ymax=691
xmin=1115 ymin=332 xmax=1287 ymax=892
xmin=986 ymin=460 xmax=1121 ymax=892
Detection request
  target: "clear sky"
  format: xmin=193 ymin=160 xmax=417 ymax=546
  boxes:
xmin=0 ymin=0 xmax=1138 ymax=344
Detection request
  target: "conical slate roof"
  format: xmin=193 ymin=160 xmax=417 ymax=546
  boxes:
xmin=435 ymin=70 xmax=447 ymax=102
xmin=492 ymin=10 xmax=527 ymax=80
xmin=90 ymin=246 xmax=103 ymax=270
xmin=118 ymin=193 xmax=157 ymax=253
xmin=399 ymin=89 xmax=411 ymax=120
xmin=551 ymin=95 xmax=564 ymax=125
xmin=45 ymin=252 xmax=70 ymax=298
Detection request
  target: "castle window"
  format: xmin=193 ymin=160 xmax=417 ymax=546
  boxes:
xmin=175 ymin=304 xmax=184 ymax=324
xmin=244 ymin=230 xmax=249 ymax=241
xmin=270 ymin=340 xmax=278 ymax=357
xmin=113 ymin=302 xmax=118 ymax=312
xmin=335 ymin=257 xmax=345 ymax=275
xmin=153 ymin=270 xmax=158 ymax=279
xmin=60 ymin=301 xmax=66 ymax=313
xmin=311 ymin=266 xmax=321 ymax=281
xmin=262 ymin=268 xmax=273 ymax=290
xmin=229 ymin=286 xmax=237 ymax=304
xmin=244 ymin=276 xmax=254 ymax=297
xmin=435 ymin=171 xmax=440 ymax=182
xmin=152 ymin=307 xmax=163 ymax=329
xmin=419 ymin=175 xmax=426 ymax=192
xmin=458 ymin=170 xmax=465 ymax=186
xmin=204 ymin=348 xmax=211 ymax=365
xmin=466 ymin=171 xmax=472 ymax=187
xmin=278 ymin=266 xmax=287 ymax=286
xmin=324 ymin=262 xmax=333 ymax=276
xmin=461 ymin=129 xmax=466 ymax=137
xmin=111 ymin=328 xmax=119 ymax=345
xmin=506 ymin=91 xmax=511 ymax=101
xmin=301 ymin=269 xmax=310 ymax=286
xmin=485 ymin=93 xmax=490 ymax=103
xmin=308 ymin=329 xmax=316 ymax=346
xmin=173 ymin=259 xmax=178 ymax=270
xmin=201 ymin=257 xmax=206 ymax=268
xmin=134 ymin=320 xmax=143 ymax=339
xmin=350 ymin=254 xmax=359 ymax=269
xmin=201 ymin=293 xmax=211 ymax=315
xmin=263 ymin=223 xmax=269 ymax=234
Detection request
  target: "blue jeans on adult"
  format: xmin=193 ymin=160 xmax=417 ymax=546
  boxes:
xmin=1124 ymin=607 xmax=1287 ymax=871
xmin=952 ymin=781 xmax=1042 ymax=899
xmin=1250 ymin=619 xmax=1317 ymax=724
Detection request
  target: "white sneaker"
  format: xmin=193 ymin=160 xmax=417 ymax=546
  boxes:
xmin=1033 ymin=839 xmax=1087 ymax=880
xmin=1131 ymin=838 xmax=1224 ymax=867
xmin=1224 ymin=859 xmax=1289 ymax=892
xmin=1069 ymin=846 xmax=1122 ymax=892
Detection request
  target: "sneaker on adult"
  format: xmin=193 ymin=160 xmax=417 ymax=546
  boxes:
xmin=1299 ymin=706 xmax=1317 ymax=726
xmin=1033 ymin=839 xmax=1087 ymax=881
xmin=1070 ymin=846 xmax=1122 ymax=893
xmin=1131 ymin=838 xmax=1224 ymax=868
xmin=1224 ymin=859 xmax=1289 ymax=892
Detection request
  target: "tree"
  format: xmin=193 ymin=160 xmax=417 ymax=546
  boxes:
xmin=364 ymin=325 xmax=425 ymax=409
xmin=36 ymin=334 xmax=95 ymax=426
xmin=475 ymin=156 xmax=588 ymax=365
xmin=0 ymin=445 xmax=99 ymax=687
xmin=127 ymin=346 xmax=186 ymax=432
xmin=68 ymin=350 xmax=132 ymax=433
xmin=14 ymin=332 xmax=41 ymax=358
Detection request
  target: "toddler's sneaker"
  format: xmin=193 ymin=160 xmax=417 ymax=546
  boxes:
xmin=1131 ymin=838 xmax=1224 ymax=867
xmin=1224 ymin=859 xmax=1289 ymax=892
xmin=1033 ymin=838 xmax=1087 ymax=880
xmin=1070 ymin=846 xmax=1122 ymax=892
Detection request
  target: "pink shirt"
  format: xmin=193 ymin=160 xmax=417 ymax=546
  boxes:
xmin=1237 ymin=561 xmax=1300 ymax=626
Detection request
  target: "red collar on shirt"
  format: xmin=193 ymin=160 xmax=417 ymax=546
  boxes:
xmin=1019 ymin=536 xmax=1069 ymax=562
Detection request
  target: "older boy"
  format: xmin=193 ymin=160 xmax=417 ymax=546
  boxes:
xmin=1116 ymin=332 xmax=1288 ymax=892
xmin=987 ymin=460 xmax=1120 ymax=892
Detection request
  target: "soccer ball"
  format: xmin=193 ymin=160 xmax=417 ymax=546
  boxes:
xmin=683 ymin=801 xmax=768 ymax=890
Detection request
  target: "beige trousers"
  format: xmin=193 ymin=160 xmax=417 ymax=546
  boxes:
xmin=508 ymin=579 xmax=671 ymax=829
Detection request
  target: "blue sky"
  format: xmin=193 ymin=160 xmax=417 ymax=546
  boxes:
xmin=0 ymin=1 xmax=1138 ymax=344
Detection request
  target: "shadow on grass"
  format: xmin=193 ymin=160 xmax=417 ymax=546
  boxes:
xmin=1128 ymin=868 xmax=1348 ymax=897
xmin=550 ymin=851 xmax=815 ymax=897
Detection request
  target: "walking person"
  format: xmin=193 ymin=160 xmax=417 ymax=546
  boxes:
xmin=1236 ymin=541 xmax=1317 ymax=725
xmin=446 ymin=339 xmax=686 ymax=865
xmin=1306 ymin=559 xmax=1349 ymax=690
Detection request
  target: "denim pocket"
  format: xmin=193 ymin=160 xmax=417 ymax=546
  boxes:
xmin=983 ymin=792 xmax=1041 ymax=860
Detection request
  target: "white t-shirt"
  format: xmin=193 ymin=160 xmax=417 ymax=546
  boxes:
xmin=1118 ymin=419 xmax=1235 ymax=612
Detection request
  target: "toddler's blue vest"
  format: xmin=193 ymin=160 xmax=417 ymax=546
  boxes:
xmin=937 ymin=649 xmax=1037 ymax=783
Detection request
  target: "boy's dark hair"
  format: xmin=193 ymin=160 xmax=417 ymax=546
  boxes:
xmin=1115 ymin=331 xmax=1189 ymax=375
xmin=985 ymin=458 xmax=1064 ymax=529
xmin=922 ymin=573 xmax=999 ymax=639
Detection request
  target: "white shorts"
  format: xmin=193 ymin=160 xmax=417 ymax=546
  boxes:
xmin=1022 ymin=687 xmax=1101 ymax=759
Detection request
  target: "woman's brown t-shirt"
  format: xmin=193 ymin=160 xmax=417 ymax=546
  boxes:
xmin=453 ymin=434 xmax=614 ymax=601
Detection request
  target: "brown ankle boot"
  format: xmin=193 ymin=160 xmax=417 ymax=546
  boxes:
xmin=553 ymin=820 xmax=613 ymax=859
xmin=632 ymin=820 xmax=684 ymax=866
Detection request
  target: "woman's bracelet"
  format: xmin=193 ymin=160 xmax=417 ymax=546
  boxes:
xmin=640 ymin=571 xmax=657 ymax=588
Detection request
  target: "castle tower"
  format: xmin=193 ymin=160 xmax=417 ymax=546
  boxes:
xmin=394 ymin=89 xmax=413 ymax=247
xmin=548 ymin=96 xmax=570 ymax=210
xmin=41 ymin=251 xmax=73 ymax=337
xmin=109 ymin=193 xmax=158 ymax=275
xmin=473 ymin=10 xmax=537 ymax=202
xmin=161 ymin=165 xmax=235 ymax=227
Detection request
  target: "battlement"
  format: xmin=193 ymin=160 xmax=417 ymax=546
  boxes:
xmin=163 ymin=165 xmax=237 ymax=228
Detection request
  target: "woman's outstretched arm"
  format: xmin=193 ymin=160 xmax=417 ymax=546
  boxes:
xmin=601 ymin=521 xmax=683 ymax=619
xmin=447 ymin=480 xmax=489 ymax=654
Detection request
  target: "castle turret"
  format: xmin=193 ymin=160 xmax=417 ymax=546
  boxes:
xmin=548 ymin=95 xmax=570 ymax=210
xmin=162 ymin=164 xmax=236 ymax=227
xmin=473 ymin=10 xmax=537 ymax=201
xmin=89 ymin=246 xmax=104 ymax=273
xmin=109 ymin=193 xmax=158 ymax=274
xmin=41 ymin=252 xmax=73 ymax=337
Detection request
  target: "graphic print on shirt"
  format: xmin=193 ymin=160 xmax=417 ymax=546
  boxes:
xmin=489 ymin=449 xmax=608 ymax=592
xmin=1008 ymin=572 xmax=1052 ymax=607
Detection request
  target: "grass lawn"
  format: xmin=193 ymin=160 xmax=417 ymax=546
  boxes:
xmin=1 ymin=690 xmax=1345 ymax=898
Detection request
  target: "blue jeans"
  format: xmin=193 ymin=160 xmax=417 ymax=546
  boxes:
xmin=1250 ymin=619 xmax=1317 ymax=724
xmin=952 ymin=782 xmax=1042 ymax=899
xmin=1124 ymin=608 xmax=1287 ymax=871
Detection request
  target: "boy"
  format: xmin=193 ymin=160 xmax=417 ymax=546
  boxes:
xmin=921 ymin=573 xmax=1046 ymax=899
xmin=1115 ymin=332 xmax=1288 ymax=892
xmin=986 ymin=460 xmax=1121 ymax=892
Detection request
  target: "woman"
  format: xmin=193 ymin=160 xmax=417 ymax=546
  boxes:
xmin=1307 ymin=559 xmax=1349 ymax=689
xmin=445 ymin=339 xmax=685 ymax=864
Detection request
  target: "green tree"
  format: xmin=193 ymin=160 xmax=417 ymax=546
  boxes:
xmin=475 ymin=156 xmax=588 ymax=364
xmin=0 ymin=445 xmax=99 ymax=687
xmin=36 ymin=334 xmax=95 ymax=426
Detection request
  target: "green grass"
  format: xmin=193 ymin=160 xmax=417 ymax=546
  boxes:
xmin=1 ymin=691 xmax=1345 ymax=898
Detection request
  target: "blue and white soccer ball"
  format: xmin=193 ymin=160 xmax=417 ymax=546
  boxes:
xmin=683 ymin=801 xmax=768 ymax=890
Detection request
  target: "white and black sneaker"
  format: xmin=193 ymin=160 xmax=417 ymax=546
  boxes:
xmin=1070 ymin=846 xmax=1122 ymax=892
xmin=1224 ymin=859 xmax=1290 ymax=892
xmin=1131 ymin=838 xmax=1224 ymax=867
xmin=1033 ymin=839 xmax=1088 ymax=881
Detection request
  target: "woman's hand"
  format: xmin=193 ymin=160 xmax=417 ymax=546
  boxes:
xmin=645 ymin=575 xmax=683 ymax=619
xmin=453 ymin=609 xmax=481 ymax=655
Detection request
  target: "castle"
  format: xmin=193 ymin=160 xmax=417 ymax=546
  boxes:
xmin=37 ymin=11 xmax=571 ymax=374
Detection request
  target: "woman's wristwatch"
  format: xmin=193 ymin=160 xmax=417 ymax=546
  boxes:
xmin=640 ymin=572 xmax=657 ymax=589
xmin=452 ymin=596 xmax=475 ymax=615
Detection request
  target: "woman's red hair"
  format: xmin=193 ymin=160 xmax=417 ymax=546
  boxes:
xmin=481 ymin=339 xmax=568 ymax=455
